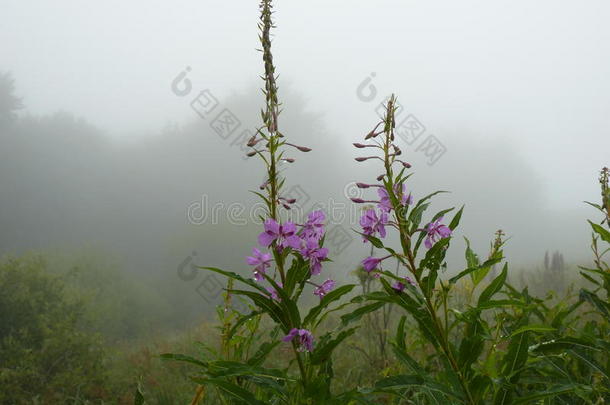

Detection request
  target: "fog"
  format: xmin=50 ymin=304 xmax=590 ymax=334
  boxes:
xmin=2 ymin=1 xmax=609 ymax=326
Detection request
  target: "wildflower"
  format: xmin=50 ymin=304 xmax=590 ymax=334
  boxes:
xmin=395 ymin=183 xmax=414 ymax=206
xmin=360 ymin=208 xmax=388 ymax=240
xmin=377 ymin=188 xmax=392 ymax=212
xmin=283 ymin=328 xmax=314 ymax=352
xmin=301 ymin=210 xmax=325 ymax=241
xmin=424 ymin=217 xmax=452 ymax=249
xmin=258 ymin=218 xmax=301 ymax=250
xmin=392 ymin=276 xmax=416 ymax=292
xmin=378 ymin=185 xmax=413 ymax=212
xmin=246 ymin=248 xmax=273 ymax=282
xmin=313 ymin=279 xmax=335 ymax=298
xmin=362 ymin=256 xmax=383 ymax=272
xmin=300 ymin=238 xmax=329 ymax=276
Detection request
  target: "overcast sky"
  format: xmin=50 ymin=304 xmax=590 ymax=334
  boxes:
xmin=3 ymin=0 xmax=609 ymax=216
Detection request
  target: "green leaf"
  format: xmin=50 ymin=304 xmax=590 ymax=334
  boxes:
xmin=228 ymin=310 xmax=263 ymax=340
xmin=283 ymin=257 xmax=309 ymax=297
xmin=159 ymin=353 xmax=207 ymax=368
xmin=579 ymin=288 xmax=610 ymax=319
xmin=508 ymin=324 xmax=555 ymax=338
xmin=205 ymin=361 xmax=286 ymax=380
xmin=568 ymin=348 xmax=609 ymax=380
xmin=192 ymin=377 xmax=268 ymax=404
xmin=198 ymin=266 xmax=267 ymax=293
xmin=449 ymin=256 xmax=502 ymax=285
xmin=360 ymin=233 xmax=384 ymax=248
xmin=340 ymin=301 xmax=386 ymax=326
xmin=512 ymin=384 xmax=582 ymax=404
xmin=476 ymin=300 xmax=523 ymax=310
xmin=531 ymin=337 xmax=598 ymax=354
xmin=230 ymin=289 xmax=289 ymax=329
xmin=374 ymin=374 xmax=425 ymax=389
xmin=494 ymin=329 xmax=530 ymax=405
xmin=589 ymin=220 xmax=610 ymax=243
xmin=247 ymin=340 xmax=281 ymax=367
xmin=310 ymin=327 xmax=357 ymax=365
xmin=374 ymin=374 xmax=462 ymax=400
xmin=478 ymin=264 xmax=507 ymax=306
xmin=464 ymin=237 xmax=480 ymax=269
xmin=395 ymin=316 xmax=407 ymax=350
xmin=303 ymin=284 xmax=356 ymax=327
xmin=134 ymin=384 xmax=145 ymax=405
xmin=448 ymin=205 xmax=464 ymax=230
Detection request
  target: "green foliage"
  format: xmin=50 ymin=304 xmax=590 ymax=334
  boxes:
xmin=0 ymin=255 xmax=107 ymax=404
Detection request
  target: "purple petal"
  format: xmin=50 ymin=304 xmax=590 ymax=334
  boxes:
xmin=258 ymin=231 xmax=277 ymax=247
xmin=282 ymin=328 xmax=299 ymax=342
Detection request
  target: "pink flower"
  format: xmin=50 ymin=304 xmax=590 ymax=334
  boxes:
xmin=313 ymin=279 xmax=335 ymax=299
xmin=246 ymin=248 xmax=273 ymax=282
xmin=283 ymin=328 xmax=314 ymax=352
xmin=258 ymin=218 xmax=301 ymax=250
xmin=301 ymin=210 xmax=325 ymax=242
xmin=362 ymin=256 xmax=383 ymax=272
xmin=377 ymin=188 xmax=392 ymax=212
xmin=360 ymin=208 xmax=388 ymax=241
xmin=424 ymin=217 xmax=452 ymax=249
xmin=378 ymin=185 xmax=413 ymax=212
xmin=392 ymin=276 xmax=416 ymax=292
xmin=299 ymin=238 xmax=329 ymax=276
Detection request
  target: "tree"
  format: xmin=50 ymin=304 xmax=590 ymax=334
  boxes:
xmin=0 ymin=71 xmax=23 ymax=124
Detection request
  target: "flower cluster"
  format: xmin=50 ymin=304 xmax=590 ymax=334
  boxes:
xmin=351 ymin=95 xmax=452 ymax=277
xmin=245 ymin=210 xmax=336 ymax=352
xmin=247 ymin=210 xmax=333 ymax=292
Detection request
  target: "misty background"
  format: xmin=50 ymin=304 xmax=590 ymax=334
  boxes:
xmin=2 ymin=0 xmax=609 ymax=331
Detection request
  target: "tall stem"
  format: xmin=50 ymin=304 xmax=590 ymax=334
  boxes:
xmin=381 ymin=96 xmax=476 ymax=405
xmin=258 ymin=0 xmax=307 ymax=389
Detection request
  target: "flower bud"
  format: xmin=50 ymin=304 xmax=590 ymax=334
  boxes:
xmin=287 ymin=143 xmax=312 ymax=152
xmin=376 ymin=174 xmax=385 ymax=181
xmin=247 ymin=136 xmax=259 ymax=147
xmin=365 ymin=130 xmax=380 ymax=140
xmin=350 ymin=198 xmax=366 ymax=203
xmin=295 ymin=145 xmax=312 ymax=152
xmin=356 ymin=182 xmax=370 ymax=189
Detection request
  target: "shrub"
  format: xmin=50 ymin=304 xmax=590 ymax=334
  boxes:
xmin=0 ymin=255 xmax=107 ymax=403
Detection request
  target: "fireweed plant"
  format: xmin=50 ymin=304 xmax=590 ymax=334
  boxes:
xmin=162 ymin=1 xmax=363 ymax=404
xmin=156 ymin=1 xmax=610 ymax=404
xmin=344 ymin=96 xmax=608 ymax=404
